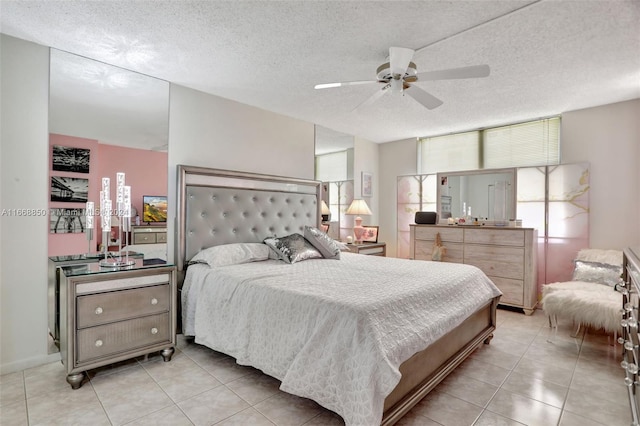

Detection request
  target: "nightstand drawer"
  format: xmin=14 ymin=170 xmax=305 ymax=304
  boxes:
xmin=76 ymin=312 xmax=170 ymax=363
xmin=77 ymin=284 xmax=170 ymax=328
xmin=134 ymin=233 xmax=157 ymax=244
xmin=156 ymin=233 xmax=167 ymax=243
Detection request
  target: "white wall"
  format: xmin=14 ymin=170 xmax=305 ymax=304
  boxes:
xmin=561 ymin=99 xmax=640 ymax=248
xmin=378 ymin=100 xmax=640 ymax=257
xmin=353 ymin=136 xmax=380 ymax=226
xmin=0 ymin=35 xmax=60 ymax=373
xmin=166 ymin=84 xmax=316 ymax=261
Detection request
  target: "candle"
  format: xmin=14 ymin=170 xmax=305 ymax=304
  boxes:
xmin=86 ymin=202 xmax=94 ymax=229
xmin=123 ymin=186 xmax=131 ymax=217
xmin=116 ymin=172 xmax=125 ymax=214
xmin=102 ymin=177 xmax=110 ymax=200
xmin=102 ymin=200 xmax=112 ymax=232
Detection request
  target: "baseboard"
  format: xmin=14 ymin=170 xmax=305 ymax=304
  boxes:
xmin=0 ymin=351 xmax=61 ymax=375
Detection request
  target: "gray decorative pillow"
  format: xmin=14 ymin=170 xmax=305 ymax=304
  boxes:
xmin=263 ymin=233 xmax=323 ymax=264
xmin=304 ymin=226 xmax=341 ymax=259
xmin=572 ymin=260 xmax=622 ymax=287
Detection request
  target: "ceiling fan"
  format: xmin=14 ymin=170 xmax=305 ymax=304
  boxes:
xmin=314 ymin=47 xmax=490 ymax=110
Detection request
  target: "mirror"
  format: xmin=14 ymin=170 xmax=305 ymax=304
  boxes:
xmin=437 ymin=168 xmax=516 ymax=223
xmin=48 ymin=49 xmax=170 ymax=353
xmin=315 ymin=126 xmax=354 ymax=240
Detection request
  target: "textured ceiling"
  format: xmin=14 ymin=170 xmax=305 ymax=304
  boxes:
xmin=1 ymin=0 xmax=639 ymax=150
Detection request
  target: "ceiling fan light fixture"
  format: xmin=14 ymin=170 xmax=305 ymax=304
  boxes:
xmin=376 ymin=62 xmax=417 ymax=81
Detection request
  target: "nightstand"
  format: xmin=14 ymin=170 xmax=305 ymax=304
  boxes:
xmin=348 ymin=242 xmax=386 ymax=256
xmin=59 ymin=260 xmax=176 ymax=389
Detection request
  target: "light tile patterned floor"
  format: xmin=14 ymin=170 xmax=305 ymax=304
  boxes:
xmin=0 ymin=308 xmax=631 ymax=425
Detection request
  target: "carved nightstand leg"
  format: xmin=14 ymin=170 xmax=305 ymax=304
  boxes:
xmin=483 ymin=334 xmax=494 ymax=344
xmin=161 ymin=347 xmax=175 ymax=362
xmin=66 ymin=372 xmax=85 ymax=389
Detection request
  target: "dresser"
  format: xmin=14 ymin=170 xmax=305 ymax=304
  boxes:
xmin=622 ymin=246 xmax=640 ymax=424
xmin=59 ymin=261 xmax=177 ymax=389
xmin=410 ymin=225 xmax=538 ymax=314
xmin=132 ymin=225 xmax=167 ymax=244
xmin=348 ymin=242 xmax=386 ymax=256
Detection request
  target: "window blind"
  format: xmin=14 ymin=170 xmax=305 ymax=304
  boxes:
xmin=419 ymin=131 xmax=480 ymax=174
xmin=483 ymin=118 xmax=560 ymax=168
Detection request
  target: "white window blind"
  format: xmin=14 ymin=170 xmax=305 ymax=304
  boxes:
xmin=315 ymin=151 xmax=348 ymax=182
xmin=419 ymin=131 xmax=480 ymax=174
xmin=483 ymin=118 xmax=560 ymax=168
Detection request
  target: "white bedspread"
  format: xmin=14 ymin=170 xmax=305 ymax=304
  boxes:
xmin=182 ymin=253 xmax=501 ymax=425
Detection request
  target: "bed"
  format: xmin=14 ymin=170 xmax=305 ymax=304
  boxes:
xmin=176 ymin=165 xmax=501 ymax=426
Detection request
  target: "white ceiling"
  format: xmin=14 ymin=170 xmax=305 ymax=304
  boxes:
xmin=2 ymin=0 xmax=639 ymax=149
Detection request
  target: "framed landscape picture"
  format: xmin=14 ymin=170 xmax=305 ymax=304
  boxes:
xmin=50 ymin=176 xmax=89 ymax=203
xmin=52 ymin=145 xmax=90 ymax=173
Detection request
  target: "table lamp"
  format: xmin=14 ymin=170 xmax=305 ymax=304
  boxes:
xmin=346 ymin=199 xmax=372 ymax=244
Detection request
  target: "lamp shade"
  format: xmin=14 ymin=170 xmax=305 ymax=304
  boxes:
xmin=345 ymin=199 xmax=372 ymax=216
xmin=320 ymin=200 xmax=330 ymax=215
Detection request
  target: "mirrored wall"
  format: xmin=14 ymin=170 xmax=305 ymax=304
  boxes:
xmin=47 ymin=49 xmax=170 ymax=353
xmin=315 ymin=126 xmax=354 ymax=240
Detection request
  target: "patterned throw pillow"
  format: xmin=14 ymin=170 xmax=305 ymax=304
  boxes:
xmin=572 ymin=260 xmax=622 ymax=287
xmin=263 ymin=233 xmax=323 ymax=264
xmin=304 ymin=226 xmax=341 ymax=259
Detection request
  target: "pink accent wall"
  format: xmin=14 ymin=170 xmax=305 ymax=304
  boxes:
xmin=48 ymin=134 xmax=167 ymax=256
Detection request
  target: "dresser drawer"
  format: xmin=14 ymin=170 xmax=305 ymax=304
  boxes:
xmin=490 ymin=277 xmax=524 ymax=305
xmin=464 ymin=245 xmax=524 ymax=280
xmin=134 ymin=233 xmax=157 ymax=244
xmin=77 ymin=284 xmax=170 ymax=328
xmin=464 ymin=228 xmax=524 ymax=246
xmin=76 ymin=312 xmax=170 ymax=363
xmin=414 ymin=226 xmax=463 ymax=243
xmin=156 ymin=233 xmax=167 ymax=243
xmin=414 ymin=240 xmax=463 ymax=263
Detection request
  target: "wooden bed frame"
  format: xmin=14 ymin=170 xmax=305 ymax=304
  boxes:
xmin=176 ymin=165 xmax=498 ymax=425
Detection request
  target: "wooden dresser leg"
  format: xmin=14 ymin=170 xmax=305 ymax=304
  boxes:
xmin=484 ymin=334 xmax=494 ymax=344
xmin=523 ymin=308 xmax=535 ymax=316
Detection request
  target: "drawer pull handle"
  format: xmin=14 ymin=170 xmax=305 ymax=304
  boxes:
xmin=95 ymin=339 xmax=103 ymax=347
xmin=151 ymin=327 xmax=158 ymax=335
xmin=95 ymin=307 xmax=103 ymax=315
xmin=151 ymin=298 xmax=158 ymax=305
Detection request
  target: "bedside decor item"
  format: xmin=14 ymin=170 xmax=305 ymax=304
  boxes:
xmin=361 ymin=225 xmax=379 ymax=243
xmin=346 ymin=199 xmax=372 ymax=244
xmin=98 ymin=174 xmax=135 ymax=268
xmin=362 ymin=172 xmax=373 ymax=197
xmin=321 ymin=200 xmax=331 ymax=222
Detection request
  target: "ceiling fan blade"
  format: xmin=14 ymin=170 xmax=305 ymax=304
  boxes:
xmin=352 ymin=83 xmax=390 ymax=112
xmin=314 ymin=80 xmax=378 ymax=89
xmin=389 ymin=47 xmax=415 ymax=77
xmin=406 ymin=85 xmax=443 ymax=110
xmin=416 ymin=64 xmax=490 ymax=81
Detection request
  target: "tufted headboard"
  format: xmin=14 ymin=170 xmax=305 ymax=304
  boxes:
xmin=176 ymin=165 xmax=321 ymax=271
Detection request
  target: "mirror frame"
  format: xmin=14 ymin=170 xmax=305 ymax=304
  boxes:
xmin=436 ymin=167 xmax=517 ymax=224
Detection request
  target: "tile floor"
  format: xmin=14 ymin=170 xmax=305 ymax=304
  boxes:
xmin=0 ymin=308 xmax=631 ymax=426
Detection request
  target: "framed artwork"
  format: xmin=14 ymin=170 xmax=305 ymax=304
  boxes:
xmin=50 ymin=208 xmax=86 ymax=233
xmin=362 ymin=172 xmax=372 ymax=197
xmin=52 ymin=145 xmax=90 ymax=173
xmin=361 ymin=225 xmax=379 ymax=243
xmin=50 ymin=176 xmax=89 ymax=203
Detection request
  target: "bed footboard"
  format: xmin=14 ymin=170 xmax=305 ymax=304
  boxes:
xmin=382 ymin=296 xmax=499 ymax=426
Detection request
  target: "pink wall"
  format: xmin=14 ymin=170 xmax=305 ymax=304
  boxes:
xmin=48 ymin=134 xmax=167 ymax=256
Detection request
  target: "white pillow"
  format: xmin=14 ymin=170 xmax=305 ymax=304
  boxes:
xmin=190 ymin=243 xmax=270 ymax=267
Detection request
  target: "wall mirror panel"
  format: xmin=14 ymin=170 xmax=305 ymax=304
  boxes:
xmin=314 ymin=126 xmax=354 ymax=240
xmin=437 ymin=168 xmax=516 ymax=223
xmin=48 ymin=49 xmax=170 ymax=353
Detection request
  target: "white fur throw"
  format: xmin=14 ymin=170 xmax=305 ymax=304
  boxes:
xmin=542 ymin=286 xmax=622 ymax=333
xmin=542 ymin=281 xmax=612 ymax=297
xmin=576 ymin=249 xmax=623 ymax=266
